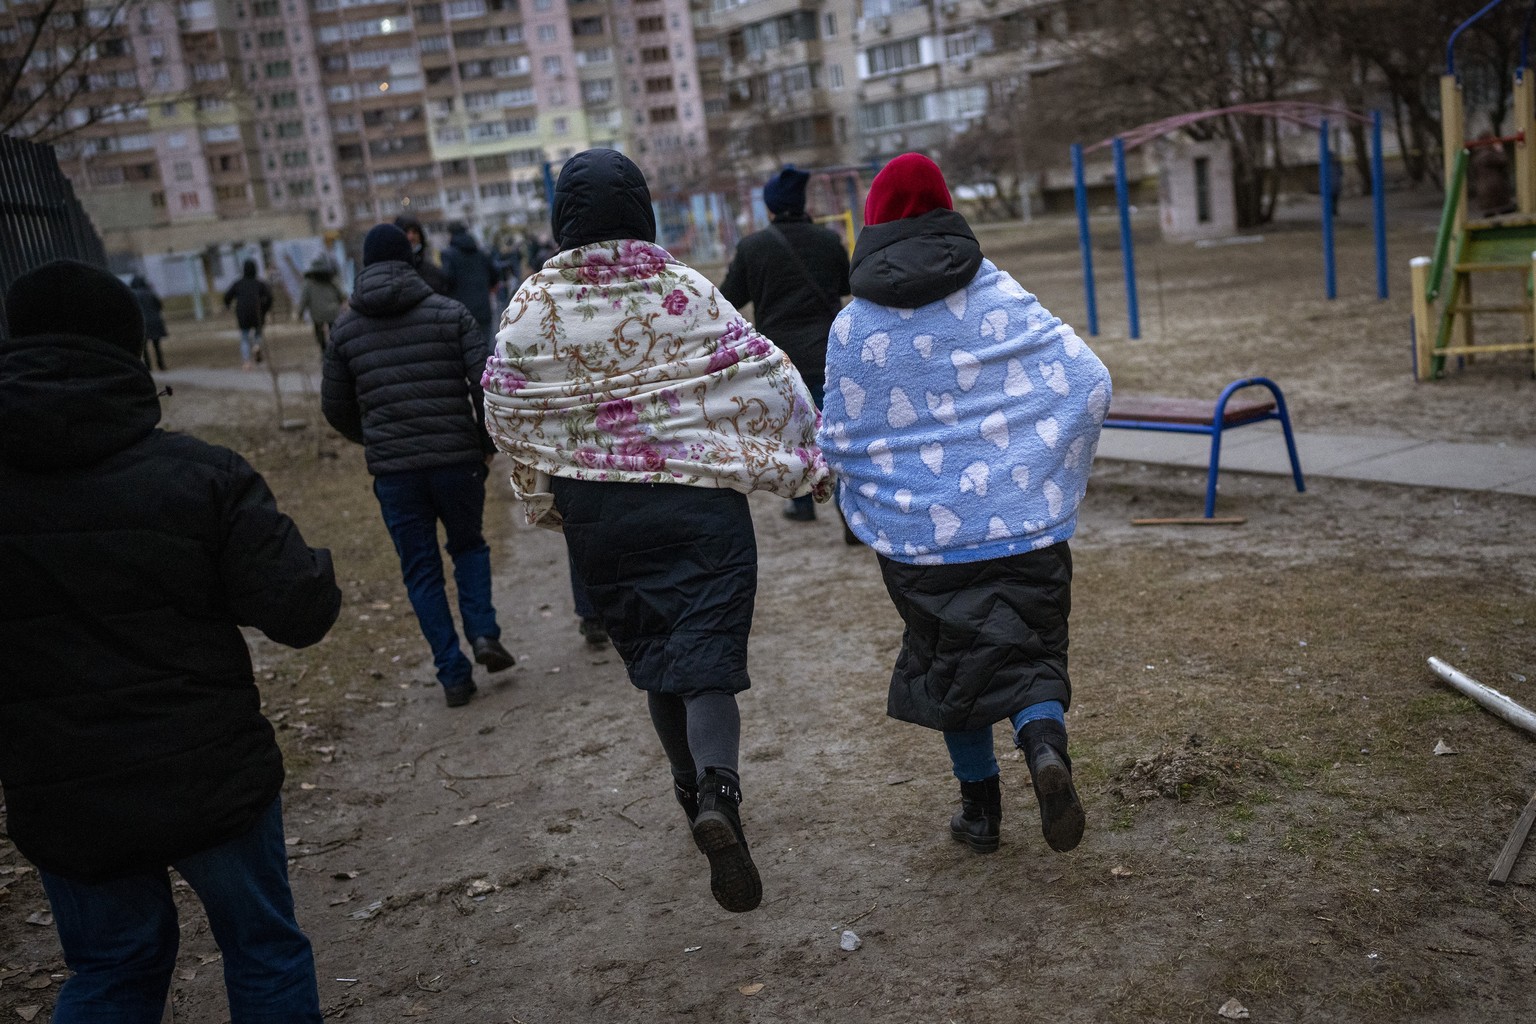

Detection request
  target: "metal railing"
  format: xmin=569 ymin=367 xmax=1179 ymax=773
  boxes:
xmin=0 ymin=134 xmax=108 ymax=339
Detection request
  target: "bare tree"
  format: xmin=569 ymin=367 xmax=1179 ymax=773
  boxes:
xmin=0 ymin=0 xmax=149 ymax=143
xmin=1063 ymin=0 xmax=1318 ymax=227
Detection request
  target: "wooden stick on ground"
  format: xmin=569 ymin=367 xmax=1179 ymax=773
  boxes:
xmin=1490 ymin=791 xmax=1536 ymax=885
xmin=1131 ymin=516 xmax=1247 ymax=526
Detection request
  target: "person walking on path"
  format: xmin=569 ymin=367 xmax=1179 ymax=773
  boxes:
xmin=322 ymin=224 xmax=515 ymax=708
xmin=0 ymin=259 xmax=342 ymax=1023
xmin=721 ymin=165 xmax=851 ymax=523
xmin=818 ymin=153 xmax=1112 ymax=857
xmin=223 ymin=258 xmax=273 ymax=371
xmin=483 ymin=148 xmax=828 ymax=914
xmin=129 ymin=273 xmax=168 ymax=371
xmin=395 ymin=214 xmax=452 ymax=296
xmin=296 ymin=255 xmax=347 ymax=351
xmin=440 ymin=221 xmax=500 ymax=345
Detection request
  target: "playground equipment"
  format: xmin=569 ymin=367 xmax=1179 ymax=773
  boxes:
xmin=1071 ymin=103 xmax=1389 ymax=339
xmin=1410 ymin=0 xmax=1536 ymax=379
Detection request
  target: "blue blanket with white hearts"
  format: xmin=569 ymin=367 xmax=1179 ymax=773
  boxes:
xmin=817 ymin=259 xmax=1111 ymax=564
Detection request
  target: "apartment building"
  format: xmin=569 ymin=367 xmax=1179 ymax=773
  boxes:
xmin=693 ymin=0 xmax=1088 ymax=186
xmin=2 ymin=0 xmax=714 ymax=258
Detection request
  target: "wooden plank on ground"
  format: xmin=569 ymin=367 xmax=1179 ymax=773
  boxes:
xmin=1489 ymin=790 xmax=1536 ymax=885
xmin=1131 ymin=516 xmax=1247 ymax=526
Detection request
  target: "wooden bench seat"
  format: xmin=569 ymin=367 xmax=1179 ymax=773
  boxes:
xmin=1101 ymin=376 xmax=1305 ymax=518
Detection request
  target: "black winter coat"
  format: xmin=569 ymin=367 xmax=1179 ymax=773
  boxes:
xmin=0 ymin=333 xmax=341 ymax=882
xmin=878 ymin=542 xmax=1073 ymax=732
xmin=323 ymin=260 xmax=495 ymax=475
xmin=222 ymin=266 xmax=273 ymax=330
xmin=720 ymin=216 xmax=850 ymax=386
xmin=440 ymin=231 xmax=498 ymax=329
xmin=130 ymin=278 xmax=167 ymax=341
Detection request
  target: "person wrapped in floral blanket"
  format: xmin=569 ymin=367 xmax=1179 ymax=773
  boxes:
xmin=818 ymin=153 xmax=1111 ymax=858
xmin=482 ymin=148 xmax=828 ymax=913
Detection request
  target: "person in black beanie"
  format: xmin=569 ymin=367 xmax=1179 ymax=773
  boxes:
xmin=0 ymin=259 xmax=341 ymax=1023
xmin=323 ymin=224 xmax=514 ymax=707
xmin=394 ymin=214 xmax=451 ymax=296
xmin=721 ymin=166 xmax=851 ymax=525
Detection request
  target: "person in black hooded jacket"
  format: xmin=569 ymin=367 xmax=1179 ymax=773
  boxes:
xmin=721 ymin=166 xmax=850 ymax=526
xmin=439 ymin=220 xmax=500 ymax=344
xmin=0 ymin=259 xmax=341 ymax=1023
xmin=322 ymin=224 xmax=515 ymax=707
xmin=394 ymin=214 xmax=452 ymax=296
xmin=222 ymin=258 xmax=273 ymax=370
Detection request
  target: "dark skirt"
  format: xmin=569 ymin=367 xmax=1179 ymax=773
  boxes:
xmin=878 ymin=541 xmax=1073 ymax=732
xmin=552 ymin=477 xmax=757 ymax=696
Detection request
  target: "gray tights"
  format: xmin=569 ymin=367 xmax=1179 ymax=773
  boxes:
xmin=646 ymin=691 xmax=741 ymax=789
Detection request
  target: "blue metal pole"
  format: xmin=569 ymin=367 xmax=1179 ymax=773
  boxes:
xmin=1112 ymin=136 xmax=1140 ymax=339
xmin=1071 ymin=143 xmax=1099 ymax=337
xmin=1371 ymin=110 xmax=1388 ymax=299
xmin=1319 ymin=121 xmax=1337 ymax=300
xmin=542 ymin=161 xmax=557 ymax=210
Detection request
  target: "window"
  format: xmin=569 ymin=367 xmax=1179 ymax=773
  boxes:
xmin=639 ymin=45 xmax=666 ymax=63
xmin=943 ymin=32 xmax=976 ymax=61
xmin=173 ymin=160 xmax=194 ymax=181
xmin=420 ymin=34 xmax=448 ymax=52
xmin=644 ymin=76 xmax=671 ymax=94
xmin=264 ymin=60 xmax=292 ymax=78
xmin=252 ymin=0 xmax=278 ymax=15
xmin=271 ymin=90 xmax=299 ymax=108
xmin=202 ymin=124 xmax=240 ymax=143
xmin=572 ymin=15 xmax=603 ymax=36
xmin=282 ymin=150 xmax=310 ymax=167
xmin=858 ymin=95 xmax=926 ymax=131
xmin=649 ymin=105 xmax=677 ymax=123
xmin=276 ymin=119 xmax=304 ymax=138
xmin=1195 ymin=157 xmax=1212 ymax=224
xmin=581 ymin=79 xmax=612 ymax=104
xmin=178 ymin=192 xmax=202 ymax=210
xmin=635 ymin=16 xmax=664 ymax=33
xmin=541 ymin=55 xmax=562 ymax=76
xmin=865 ymin=38 xmax=922 ymax=75
xmin=577 ymin=47 xmax=611 ymax=65
xmin=446 ymin=0 xmax=486 ymax=18
xmin=258 ymin=29 xmax=284 ymax=46
xmin=829 ymin=63 xmax=843 ymax=89
xmin=215 ymin=183 xmax=248 ymax=201
xmin=537 ymin=24 xmax=556 ymax=41
xmin=824 ymin=12 xmax=836 ymax=36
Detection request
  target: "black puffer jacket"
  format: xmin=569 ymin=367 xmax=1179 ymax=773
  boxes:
xmin=720 ymin=215 xmax=850 ymax=386
xmin=440 ymin=229 xmax=498 ymax=329
xmin=0 ymin=333 xmax=341 ymax=882
xmin=849 ymin=208 xmax=983 ymax=309
xmin=323 ymin=259 xmax=495 ymax=475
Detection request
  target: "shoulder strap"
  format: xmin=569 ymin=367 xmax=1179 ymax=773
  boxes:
xmin=766 ymin=224 xmax=840 ymax=317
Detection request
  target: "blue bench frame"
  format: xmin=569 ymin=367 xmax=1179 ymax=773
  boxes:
xmin=1102 ymin=376 xmax=1306 ymax=518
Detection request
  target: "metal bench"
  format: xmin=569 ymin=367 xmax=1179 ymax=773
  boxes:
xmin=1103 ymin=376 xmax=1306 ymax=518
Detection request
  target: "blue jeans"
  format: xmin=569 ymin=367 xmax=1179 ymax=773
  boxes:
xmin=39 ymin=799 xmax=320 ymax=1024
xmin=944 ymin=700 xmax=1066 ymax=782
xmin=238 ymin=326 xmax=263 ymax=363
xmin=373 ymin=463 xmax=500 ymax=688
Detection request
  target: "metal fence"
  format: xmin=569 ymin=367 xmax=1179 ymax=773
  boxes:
xmin=0 ymin=133 xmax=107 ymax=338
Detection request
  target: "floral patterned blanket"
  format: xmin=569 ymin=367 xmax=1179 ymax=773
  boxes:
xmin=482 ymin=240 xmax=830 ymax=527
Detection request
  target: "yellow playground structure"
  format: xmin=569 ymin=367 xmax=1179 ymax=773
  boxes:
xmin=1411 ymin=5 xmax=1536 ymax=380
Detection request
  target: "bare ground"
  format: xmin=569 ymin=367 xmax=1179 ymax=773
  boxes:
xmin=4 ymin=192 xmax=1536 ymax=1023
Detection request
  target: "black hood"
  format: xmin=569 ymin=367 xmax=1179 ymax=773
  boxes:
xmin=551 ymin=148 xmax=656 ymax=251
xmin=448 ymin=229 xmax=480 ymax=253
xmin=849 ymin=208 xmax=983 ymax=308
xmin=0 ymin=334 xmax=161 ymax=472
xmin=347 ymin=259 xmax=435 ymax=318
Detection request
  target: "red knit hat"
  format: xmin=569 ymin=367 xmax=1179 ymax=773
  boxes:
xmin=863 ymin=153 xmax=953 ymax=226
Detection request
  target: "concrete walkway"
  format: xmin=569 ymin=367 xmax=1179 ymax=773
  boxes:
xmin=1096 ymin=420 xmax=1536 ymax=497
xmin=155 ymin=365 xmax=1536 ymax=497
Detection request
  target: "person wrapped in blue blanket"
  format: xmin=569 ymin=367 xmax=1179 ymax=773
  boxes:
xmin=818 ymin=153 xmax=1112 ymax=855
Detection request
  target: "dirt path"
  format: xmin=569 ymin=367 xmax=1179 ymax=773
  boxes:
xmin=4 ymin=210 xmax=1536 ymax=1022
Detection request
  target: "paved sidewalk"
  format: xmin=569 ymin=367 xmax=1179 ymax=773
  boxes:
xmin=1096 ymin=421 xmax=1536 ymax=497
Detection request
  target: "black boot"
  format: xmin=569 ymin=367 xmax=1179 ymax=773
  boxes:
xmin=1018 ymin=719 xmax=1085 ymax=853
xmin=950 ymin=775 xmax=1002 ymax=854
xmin=690 ymin=770 xmax=762 ymax=913
xmin=673 ymin=777 xmax=707 ymax=854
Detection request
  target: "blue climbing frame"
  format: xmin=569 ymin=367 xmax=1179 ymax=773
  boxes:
xmin=1102 ymin=377 xmax=1307 ymax=518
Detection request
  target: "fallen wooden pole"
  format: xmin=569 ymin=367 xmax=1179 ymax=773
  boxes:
xmin=1131 ymin=516 xmax=1246 ymax=526
xmin=1427 ymin=657 xmax=1536 ymax=738
xmin=1489 ymin=790 xmax=1536 ymax=885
